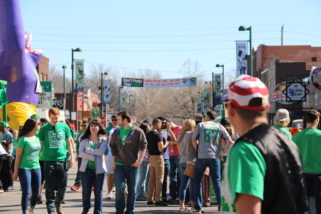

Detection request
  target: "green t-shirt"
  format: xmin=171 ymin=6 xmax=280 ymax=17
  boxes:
xmin=38 ymin=122 xmax=72 ymax=161
xmin=116 ymin=126 xmax=133 ymax=166
xmin=293 ymin=128 xmax=321 ymax=174
xmin=222 ymin=141 xmax=266 ymax=213
xmin=273 ymin=125 xmax=292 ymax=140
xmin=87 ymin=141 xmax=96 ymax=170
xmin=16 ymin=136 xmax=41 ymax=170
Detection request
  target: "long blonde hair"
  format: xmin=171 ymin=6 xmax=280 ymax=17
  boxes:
xmin=177 ymin=119 xmax=196 ymax=144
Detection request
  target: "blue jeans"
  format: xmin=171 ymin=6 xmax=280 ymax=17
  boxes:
xmin=81 ymin=169 xmax=106 ymax=214
xmin=162 ymin=159 xmax=170 ymax=200
xmin=194 ymin=158 xmax=221 ymax=211
xmin=136 ymin=161 xmax=149 ymax=200
xmin=169 ymin=155 xmax=180 ymax=199
xmin=19 ymin=168 xmax=41 ymax=211
xmin=179 ymin=163 xmax=195 ymax=202
xmin=115 ymin=165 xmax=138 ymax=214
xmin=44 ymin=161 xmax=67 ymax=213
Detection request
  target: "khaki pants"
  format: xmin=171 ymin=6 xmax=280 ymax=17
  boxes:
xmin=147 ymin=155 xmax=164 ymax=203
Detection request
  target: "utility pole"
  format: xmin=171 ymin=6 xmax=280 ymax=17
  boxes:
xmin=100 ymin=72 xmax=108 ymax=116
xmin=71 ymin=48 xmax=81 ymax=120
xmin=281 ymin=25 xmax=284 ymax=46
xmin=62 ymin=65 xmax=67 ymax=109
xmin=212 ymin=72 xmax=215 ymax=109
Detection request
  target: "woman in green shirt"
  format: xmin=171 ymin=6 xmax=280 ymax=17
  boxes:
xmin=12 ymin=118 xmax=41 ymax=214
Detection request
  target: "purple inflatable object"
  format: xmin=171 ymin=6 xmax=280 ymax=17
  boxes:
xmin=0 ymin=0 xmax=42 ymax=106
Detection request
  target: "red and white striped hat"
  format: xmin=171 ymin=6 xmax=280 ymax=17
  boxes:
xmin=228 ymin=75 xmax=270 ymax=111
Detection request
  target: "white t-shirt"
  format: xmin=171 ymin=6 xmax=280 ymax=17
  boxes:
xmin=0 ymin=144 xmax=7 ymax=155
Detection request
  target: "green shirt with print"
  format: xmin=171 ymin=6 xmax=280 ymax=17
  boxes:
xmin=222 ymin=141 xmax=266 ymax=213
xmin=116 ymin=126 xmax=133 ymax=166
xmin=273 ymin=125 xmax=292 ymax=140
xmin=16 ymin=136 xmax=41 ymax=170
xmin=38 ymin=122 xmax=72 ymax=161
xmin=293 ymin=128 xmax=321 ymax=174
xmin=87 ymin=141 xmax=96 ymax=169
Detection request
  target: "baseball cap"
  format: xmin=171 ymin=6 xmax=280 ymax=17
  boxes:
xmin=0 ymin=121 xmax=9 ymax=127
xmin=274 ymin=109 xmax=290 ymax=121
xmin=228 ymin=75 xmax=270 ymax=111
xmin=30 ymin=114 xmax=41 ymax=120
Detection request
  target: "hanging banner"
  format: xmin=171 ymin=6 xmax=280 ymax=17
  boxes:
xmin=203 ymin=87 xmax=210 ymax=110
xmin=75 ymin=59 xmax=85 ymax=92
xmin=103 ymin=80 xmax=111 ymax=104
xmin=144 ymin=77 xmax=197 ymax=88
xmin=38 ymin=81 xmax=52 ymax=108
xmin=236 ymin=41 xmax=248 ymax=77
xmin=310 ymin=66 xmax=321 ymax=90
xmin=122 ymin=78 xmax=144 ymax=87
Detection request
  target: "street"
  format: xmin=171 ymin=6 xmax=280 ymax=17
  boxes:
xmin=0 ymin=165 xmax=219 ymax=214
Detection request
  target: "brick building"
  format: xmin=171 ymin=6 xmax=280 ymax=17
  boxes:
xmin=253 ymin=45 xmax=321 ymax=120
xmin=37 ymin=56 xmax=49 ymax=81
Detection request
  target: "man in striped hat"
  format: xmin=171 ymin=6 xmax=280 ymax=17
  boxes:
xmin=221 ymin=75 xmax=308 ymax=214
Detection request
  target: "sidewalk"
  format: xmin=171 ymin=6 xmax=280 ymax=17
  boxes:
xmin=0 ymin=165 xmax=219 ymax=213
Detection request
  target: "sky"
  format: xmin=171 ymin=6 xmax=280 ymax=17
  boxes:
xmin=21 ymin=0 xmax=321 ymax=83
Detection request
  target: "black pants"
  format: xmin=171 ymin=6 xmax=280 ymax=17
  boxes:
xmin=0 ymin=155 xmax=13 ymax=190
xmin=304 ymin=173 xmax=321 ymax=214
xmin=44 ymin=161 xmax=67 ymax=213
xmin=73 ymin=157 xmax=82 ymax=186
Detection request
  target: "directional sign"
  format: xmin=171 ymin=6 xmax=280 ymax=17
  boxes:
xmin=122 ymin=78 xmax=144 ymax=87
xmin=282 ymin=79 xmax=309 ymax=103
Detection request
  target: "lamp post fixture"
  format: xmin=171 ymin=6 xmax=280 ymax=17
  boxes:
xmin=238 ymin=26 xmax=252 ymax=76
xmin=118 ymin=86 xmax=124 ymax=112
xmin=62 ymin=65 xmax=67 ymax=109
xmin=71 ymin=47 xmax=82 ymax=118
xmin=100 ymin=72 xmax=108 ymax=116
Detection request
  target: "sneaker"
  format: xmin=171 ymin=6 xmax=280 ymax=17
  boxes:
xmin=155 ymin=201 xmax=168 ymax=206
xmin=36 ymin=195 xmax=43 ymax=204
xmin=147 ymin=201 xmax=155 ymax=205
xmin=136 ymin=196 xmax=147 ymax=201
xmin=55 ymin=204 xmax=64 ymax=214
xmin=71 ymin=185 xmax=80 ymax=192
xmin=106 ymin=192 xmax=112 ymax=200
xmin=91 ymin=185 xmax=94 ymax=190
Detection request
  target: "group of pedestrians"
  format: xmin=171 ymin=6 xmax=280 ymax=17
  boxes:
xmin=3 ymin=75 xmax=321 ymax=214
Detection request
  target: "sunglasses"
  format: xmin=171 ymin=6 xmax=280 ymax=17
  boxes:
xmin=112 ymin=119 xmax=117 ymax=122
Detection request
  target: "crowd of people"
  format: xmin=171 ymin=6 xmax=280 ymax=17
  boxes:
xmin=0 ymin=75 xmax=320 ymax=214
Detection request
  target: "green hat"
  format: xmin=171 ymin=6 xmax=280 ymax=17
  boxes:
xmin=165 ymin=118 xmax=172 ymax=123
xmin=0 ymin=121 xmax=9 ymax=127
xmin=30 ymin=114 xmax=41 ymax=120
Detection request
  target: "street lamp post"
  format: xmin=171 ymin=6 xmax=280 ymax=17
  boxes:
xmin=62 ymin=65 xmax=67 ymax=109
xmin=71 ymin=48 xmax=82 ymax=119
xmin=238 ymin=26 xmax=252 ymax=76
xmin=118 ymin=86 xmax=123 ymax=112
xmin=100 ymin=72 xmax=108 ymax=116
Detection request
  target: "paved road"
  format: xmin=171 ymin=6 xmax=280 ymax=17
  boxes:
xmin=0 ymin=165 xmax=219 ymax=214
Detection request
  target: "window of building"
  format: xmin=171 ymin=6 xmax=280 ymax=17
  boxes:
xmin=312 ymin=57 xmax=317 ymax=62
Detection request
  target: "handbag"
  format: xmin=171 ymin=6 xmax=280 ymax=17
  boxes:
xmin=184 ymin=133 xmax=195 ymax=178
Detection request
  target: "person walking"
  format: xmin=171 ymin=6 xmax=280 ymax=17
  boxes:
xmin=167 ymin=119 xmax=182 ymax=203
xmin=71 ymin=121 xmax=87 ymax=192
xmin=192 ymin=110 xmax=233 ymax=213
xmin=293 ymin=109 xmax=321 ymax=213
xmin=178 ymin=119 xmax=196 ymax=213
xmin=38 ymin=108 xmax=75 ymax=214
xmin=146 ymin=119 xmax=168 ymax=206
xmin=136 ymin=123 xmax=150 ymax=201
xmin=222 ymin=75 xmax=308 ymax=214
xmin=0 ymin=121 xmax=13 ymax=191
xmin=110 ymin=112 xmax=147 ymax=214
xmin=273 ymin=108 xmax=292 ymax=140
xmin=12 ymin=118 xmax=41 ymax=214
xmin=105 ymin=115 xmax=118 ymax=200
xmin=79 ymin=119 xmax=108 ymax=214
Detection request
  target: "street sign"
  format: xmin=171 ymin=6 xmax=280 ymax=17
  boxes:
xmin=122 ymin=78 xmax=144 ymax=87
xmin=38 ymin=81 xmax=52 ymax=108
xmin=283 ymin=79 xmax=309 ymax=103
xmin=53 ymin=99 xmax=64 ymax=110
